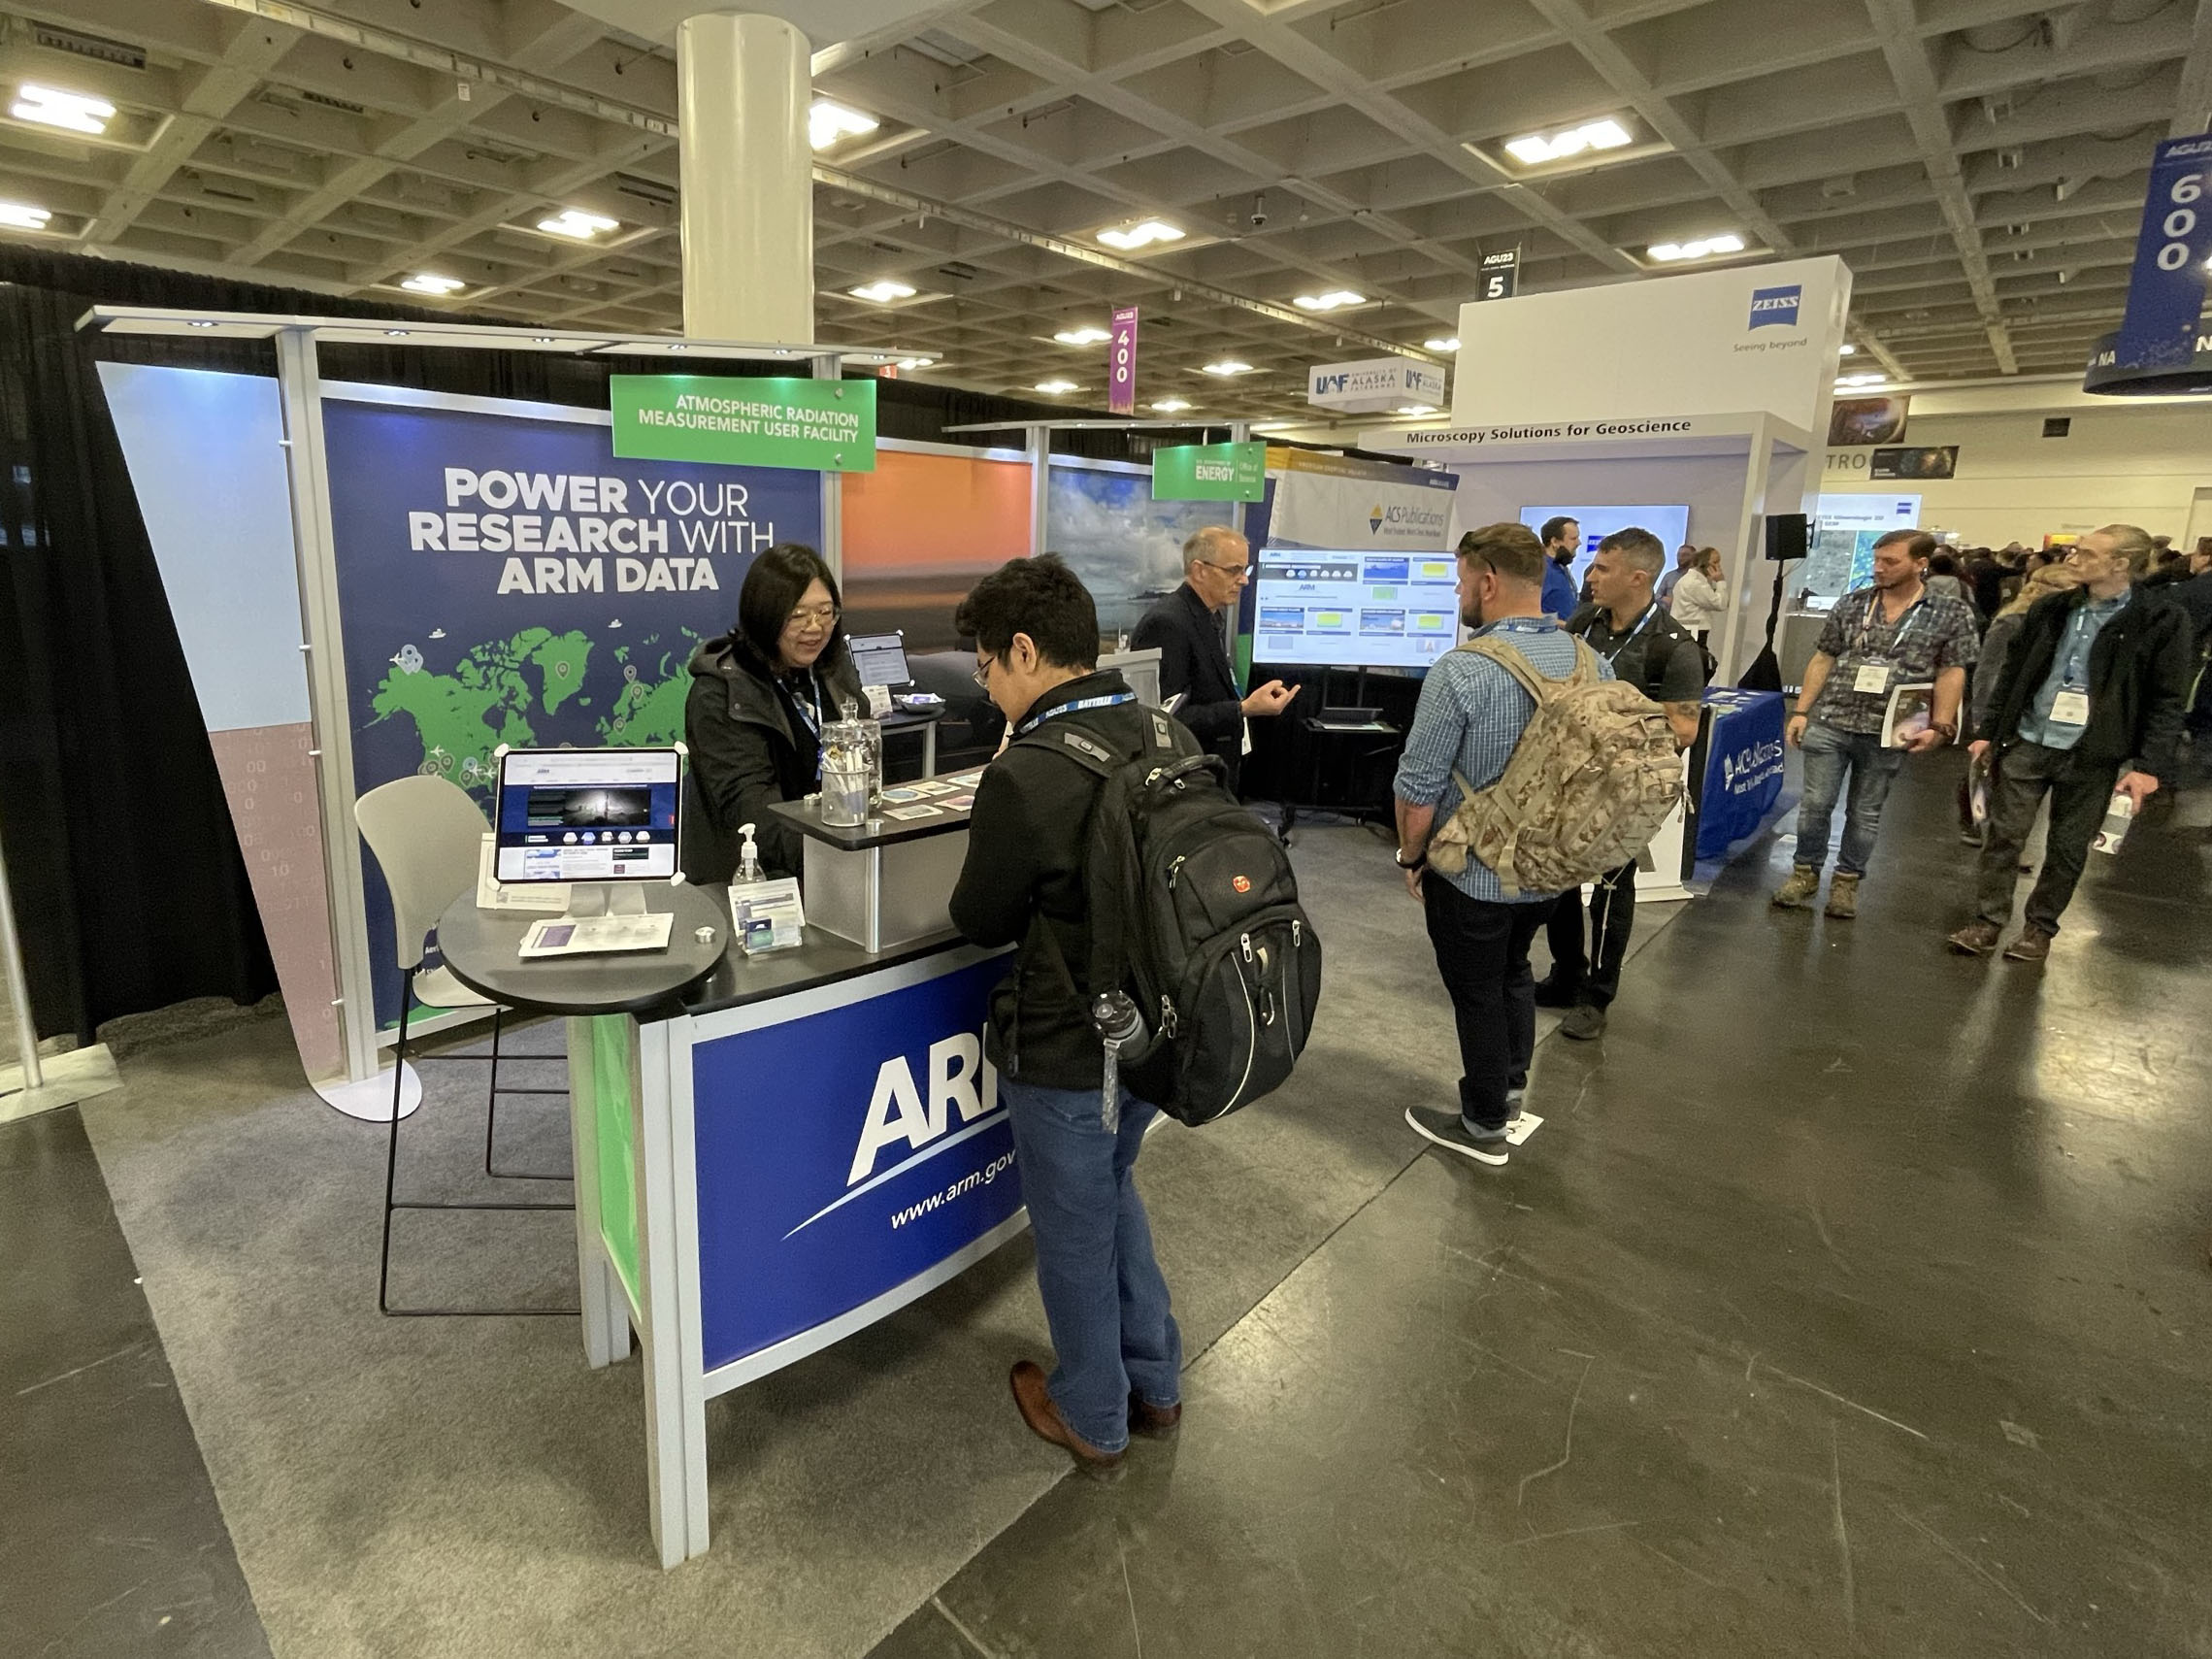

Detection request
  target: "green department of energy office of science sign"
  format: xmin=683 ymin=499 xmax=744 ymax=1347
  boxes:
xmin=1153 ymin=440 xmax=1267 ymax=502
xmin=609 ymin=375 xmax=877 ymax=472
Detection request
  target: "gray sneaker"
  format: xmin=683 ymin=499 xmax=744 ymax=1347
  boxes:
xmin=1560 ymin=1003 xmax=1607 ymax=1041
xmin=1405 ymin=1106 xmax=1510 ymax=1166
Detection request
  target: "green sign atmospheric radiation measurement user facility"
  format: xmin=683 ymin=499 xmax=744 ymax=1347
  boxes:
xmin=610 ymin=375 xmax=878 ymax=472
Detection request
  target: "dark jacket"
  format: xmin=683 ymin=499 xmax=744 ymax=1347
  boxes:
xmin=2165 ymin=570 xmax=2212 ymax=649
xmin=1981 ymin=586 xmax=2195 ymax=780
xmin=1130 ymin=581 xmax=1243 ymax=786
xmin=682 ymin=632 xmax=863 ymax=881
xmin=948 ymin=670 xmax=1185 ymax=1089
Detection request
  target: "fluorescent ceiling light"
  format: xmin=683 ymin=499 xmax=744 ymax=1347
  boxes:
xmin=1202 ymin=360 xmax=1255 ymax=376
xmin=1424 ymin=337 xmax=1461 ymax=353
xmin=0 ymin=201 xmax=53 ymax=230
xmin=400 ymin=274 xmax=465 ymax=295
xmin=849 ymin=279 xmax=916 ymax=304
xmin=1837 ymin=373 xmax=1887 ymax=387
xmin=1396 ymin=405 xmax=1437 ymax=416
xmin=1053 ymin=326 xmax=1111 ymax=346
xmin=1293 ymin=290 xmax=1365 ymax=312
xmin=1839 ymin=343 xmax=1857 ymax=354
xmin=1034 ymin=379 xmax=1081 ymax=394
xmin=810 ymin=100 xmax=878 ymax=151
xmin=1646 ymin=234 xmax=1746 ymax=262
xmin=1097 ymin=219 xmax=1184 ymax=251
xmin=1502 ymin=117 xmax=1632 ymax=167
xmin=537 ymin=208 xmax=618 ymax=240
xmin=11 ymin=83 xmax=115 ymax=135
xmin=1150 ymin=398 xmax=1193 ymax=413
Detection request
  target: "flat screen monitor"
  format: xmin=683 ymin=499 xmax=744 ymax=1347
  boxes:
xmin=494 ymin=747 xmax=680 ymax=883
xmin=1516 ymin=505 xmax=1692 ymax=587
xmin=847 ymin=631 xmax=911 ymax=688
xmin=1252 ymin=548 xmax=1461 ymax=670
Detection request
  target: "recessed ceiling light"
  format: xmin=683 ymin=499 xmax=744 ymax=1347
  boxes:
xmin=810 ymin=100 xmax=878 ymax=151
xmin=537 ymin=208 xmax=618 ymax=240
xmin=1034 ymin=379 xmax=1081 ymax=394
xmin=534 ymin=336 xmax=555 ymax=344
xmin=0 ymin=201 xmax=52 ymax=231
xmin=1053 ymin=326 xmax=1112 ymax=346
xmin=385 ymin=328 xmax=410 ymax=337
xmin=894 ymin=355 xmax=935 ymax=370
xmin=1096 ymin=219 xmax=1185 ymax=251
xmin=1839 ymin=343 xmax=1858 ymax=354
xmin=849 ymin=279 xmax=916 ymax=304
xmin=1293 ymin=290 xmax=1365 ymax=312
xmin=668 ymin=343 xmax=686 ymax=351
xmin=1502 ymin=117 xmax=1633 ymax=168
xmin=11 ymin=83 xmax=115 ymax=136
xmin=1837 ymin=373 xmax=1887 ymax=387
xmin=1202 ymin=360 xmax=1255 ymax=376
xmin=1646 ymin=234 xmax=1745 ymax=262
xmin=1150 ymin=398 xmax=1193 ymax=413
xmin=1424 ymin=337 xmax=1461 ymax=353
xmin=1396 ymin=405 xmax=1437 ymax=416
xmin=400 ymin=273 xmax=465 ymax=295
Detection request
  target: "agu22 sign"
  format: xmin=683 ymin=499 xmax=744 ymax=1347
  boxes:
xmin=688 ymin=953 xmax=1021 ymax=1372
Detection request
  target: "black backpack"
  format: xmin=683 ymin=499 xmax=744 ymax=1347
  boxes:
xmin=1017 ymin=706 xmax=1323 ymax=1126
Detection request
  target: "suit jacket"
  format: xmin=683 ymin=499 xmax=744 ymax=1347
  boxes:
xmin=1131 ymin=581 xmax=1244 ymax=785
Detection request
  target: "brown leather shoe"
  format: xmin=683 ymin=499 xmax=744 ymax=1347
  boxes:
xmin=1130 ymin=1393 xmax=1182 ymax=1438
xmin=2002 ymin=925 xmax=2053 ymax=963
xmin=1009 ymin=1362 xmax=1122 ymax=1471
xmin=1947 ymin=919 xmax=2002 ymax=956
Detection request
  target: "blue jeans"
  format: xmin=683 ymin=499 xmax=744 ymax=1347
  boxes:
xmin=1794 ymin=720 xmax=1907 ymax=876
xmin=1004 ymin=1078 xmax=1181 ymax=1454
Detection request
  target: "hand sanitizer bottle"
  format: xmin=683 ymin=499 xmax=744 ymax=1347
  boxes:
xmin=736 ymin=821 xmax=763 ymax=884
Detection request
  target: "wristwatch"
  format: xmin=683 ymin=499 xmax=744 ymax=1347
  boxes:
xmin=1395 ymin=846 xmax=1427 ymax=870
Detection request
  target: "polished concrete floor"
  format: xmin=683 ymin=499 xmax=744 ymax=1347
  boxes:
xmin=7 ymin=759 xmax=2209 ymax=1658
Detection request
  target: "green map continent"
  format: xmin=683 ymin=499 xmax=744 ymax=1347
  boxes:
xmin=530 ymin=630 xmax=592 ymax=715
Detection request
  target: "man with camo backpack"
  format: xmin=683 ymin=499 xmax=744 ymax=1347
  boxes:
xmin=1392 ymin=522 xmax=1680 ymax=1167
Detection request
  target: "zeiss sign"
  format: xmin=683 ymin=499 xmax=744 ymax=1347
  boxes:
xmin=689 ymin=954 xmax=1021 ymax=1371
xmin=1748 ymin=285 xmax=1801 ymax=330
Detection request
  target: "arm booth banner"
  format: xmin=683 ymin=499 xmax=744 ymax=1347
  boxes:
xmin=320 ymin=392 xmax=822 ymax=1028
xmin=688 ymin=952 xmax=1019 ymax=1372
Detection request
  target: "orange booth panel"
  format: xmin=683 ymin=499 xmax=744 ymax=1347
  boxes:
xmin=842 ymin=449 xmax=1032 ymax=651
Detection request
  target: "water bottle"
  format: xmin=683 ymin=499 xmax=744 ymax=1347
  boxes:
xmin=1091 ymin=990 xmax=1147 ymax=1134
xmin=2091 ymin=789 xmax=2134 ymax=855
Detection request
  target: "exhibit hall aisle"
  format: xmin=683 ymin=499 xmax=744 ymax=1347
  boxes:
xmin=870 ymin=758 xmax=2212 ymax=1659
xmin=19 ymin=826 xmax=1666 ymax=1659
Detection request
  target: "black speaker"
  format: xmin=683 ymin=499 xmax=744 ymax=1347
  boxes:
xmin=1765 ymin=513 xmax=1808 ymax=561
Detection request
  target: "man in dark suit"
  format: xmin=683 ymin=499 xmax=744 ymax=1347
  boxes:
xmin=1130 ymin=525 xmax=1297 ymax=790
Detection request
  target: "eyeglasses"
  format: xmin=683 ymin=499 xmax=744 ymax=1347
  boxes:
xmin=971 ymin=654 xmax=997 ymax=690
xmin=1199 ymin=559 xmax=1253 ymax=578
xmin=784 ymin=603 xmax=839 ymax=629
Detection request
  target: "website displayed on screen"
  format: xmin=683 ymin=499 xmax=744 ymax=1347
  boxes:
xmin=1254 ymin=549 xmax=1460 ymax=670
xmin=1516 ymin=505 xmax=1692 ymax=586
xmin=495 ymin=748 xmax=680 ymax=883
xmin=848 ymin=632 xmax=911 ymax=688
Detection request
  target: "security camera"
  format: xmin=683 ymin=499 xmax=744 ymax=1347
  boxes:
xmin=1250 ymin=193 xmax=1268 ymax=229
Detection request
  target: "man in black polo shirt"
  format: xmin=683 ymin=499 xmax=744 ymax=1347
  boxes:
xmin=1535 ymin=527 xmax=1708 ymax=1040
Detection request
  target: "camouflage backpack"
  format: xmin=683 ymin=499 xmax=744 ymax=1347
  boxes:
xmin=1426 ymin=636 xmax=1684 ymax=896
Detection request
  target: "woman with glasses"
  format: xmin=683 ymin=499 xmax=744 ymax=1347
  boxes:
xmin=683 ymin=542 xmax=863 ymax=881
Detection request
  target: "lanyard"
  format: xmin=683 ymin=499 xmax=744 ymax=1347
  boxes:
xmin=783 ymin=672 xmax=825 ymax=779
xmin=2058 ymin=601 xmax=2121 ymax=687
xmin=1014 ymin=689 xmax=1138 ymax=739
xmin=1853 ymin=590 xmax=1926 ymax=659
xmin=1592 ymin=604 xmax=1662 ymax=664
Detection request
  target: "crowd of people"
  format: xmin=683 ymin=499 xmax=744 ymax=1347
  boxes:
xmin=674 ymin=516 xmax=2208 ymax=1473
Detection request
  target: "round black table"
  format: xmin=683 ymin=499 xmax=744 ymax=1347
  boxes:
xmin=436 ymin=884 xmax=730 ymax=1017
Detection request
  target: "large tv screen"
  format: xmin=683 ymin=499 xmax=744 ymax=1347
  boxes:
xmin=1516 ymin=504 xmax=1692 ymax=588
xmin=1253 ymin=547 xmax=1461 ymax=670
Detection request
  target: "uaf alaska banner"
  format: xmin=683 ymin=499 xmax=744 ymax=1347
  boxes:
xmin=1264 ymin=448 xmax=1458 ymax=551
xmin=322 ymin=388 xmax=821 ymax=1024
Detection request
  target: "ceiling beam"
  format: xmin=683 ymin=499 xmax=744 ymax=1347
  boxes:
xmin=2173 ymin=0 xmax=2212 ymax=135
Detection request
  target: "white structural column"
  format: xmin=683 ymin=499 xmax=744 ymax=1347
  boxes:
xmin=677 ymin=13 xmax=814 ymax=344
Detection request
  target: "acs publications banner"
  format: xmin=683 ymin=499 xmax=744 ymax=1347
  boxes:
xmin=322 ymin=393 xmax=822 ymax=1025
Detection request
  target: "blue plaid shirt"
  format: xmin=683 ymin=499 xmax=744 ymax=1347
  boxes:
xmin=1394 ymin=616 xmax=1605 ymax=903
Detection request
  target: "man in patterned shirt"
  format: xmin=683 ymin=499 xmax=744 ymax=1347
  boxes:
xmin=1392 ymin=522 xmax=1612 ymax=1169
xmin=1774 ymin=530 xmax=1979 ymax=917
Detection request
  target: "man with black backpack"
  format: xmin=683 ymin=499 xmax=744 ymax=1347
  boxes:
xmin=948 ymin=555 xmax=1321 ymax=1473
xmin=1535 ymin=527 xmax=1709 ymax=1040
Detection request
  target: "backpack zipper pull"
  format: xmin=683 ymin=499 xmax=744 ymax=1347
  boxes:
xmin=1169 ymin=854 xmax=1187 ymax=887
xmin=1292 ymin=919 xmax=1303 ymax=948
xmin=1159 ymin=995 xmax=1178 ymax=1039
xmin=1240 ymin=931 xmax=1253 ymax=963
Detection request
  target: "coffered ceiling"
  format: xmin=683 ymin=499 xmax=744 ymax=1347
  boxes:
xmin=2 ymin=0 xmax=2208 ymax=419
